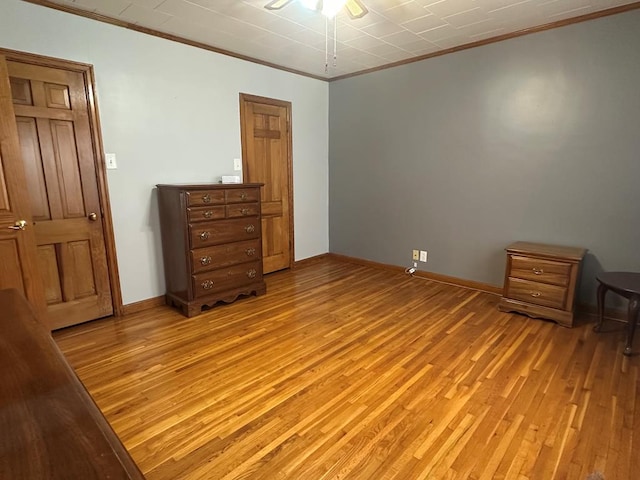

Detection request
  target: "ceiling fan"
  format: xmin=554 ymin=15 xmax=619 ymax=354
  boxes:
xmin=265 ymin=0 xmax=369 ymax=19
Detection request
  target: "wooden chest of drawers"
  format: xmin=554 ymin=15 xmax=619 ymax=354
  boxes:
xmin=157 ymin=183 xmax=266 ymax=317
xmin=498 ymin=241 xmax=586 ymax=327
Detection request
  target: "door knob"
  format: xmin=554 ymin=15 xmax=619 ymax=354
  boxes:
xmin=88 ymin=212 xmax=98 ymax=221
xmin=7 ymin=220 xmax=27 ymax=230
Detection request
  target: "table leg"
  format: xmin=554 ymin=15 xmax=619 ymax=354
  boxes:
xmin=594 ymin=282 xmax=607 ymax=332
xmin=624 ymin=296 xmax=639 ymax=356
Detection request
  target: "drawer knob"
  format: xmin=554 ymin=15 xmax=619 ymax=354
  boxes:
xmin=240 ymin=192 xmax=247 ymax=200
xmin=245 ymin=224 xmax=255 ymax=233
xmin=247 ymin=268 xmax=257 ymax=279
xmin=530 ymin=291 xmax=542 ymax=297
xmin=202 ymin=194 xmax=211 ymax=203
xmin=241 ymin=208 xmax=250 ymax=216
xmin=200 ymin=256 xmax=212 ymax=266
xmin=203 ymin=210 xmax=213 ymax=218
xmin=532 ymin=267 xmax=544 ymax=275
xmin=245 ymin=248 xmax=256 ymax=256
xmin=200 ymin=231 xmax=210 ymax=241
xmin=201 ymin=280 xmax=215 ymax=290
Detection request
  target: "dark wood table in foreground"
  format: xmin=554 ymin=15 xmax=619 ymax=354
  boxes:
xmin=595 ymin=272 xmax=640 ymax=356
xmin=0 ymin=289 xmax=144 ymax=479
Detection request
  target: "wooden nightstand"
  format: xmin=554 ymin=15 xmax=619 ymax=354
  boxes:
xmin=498 ymin=242 xmax=586 ymax=327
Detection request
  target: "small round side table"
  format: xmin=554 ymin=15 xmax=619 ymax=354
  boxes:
xmin=594 ymin=272 xmax=640 ymax=356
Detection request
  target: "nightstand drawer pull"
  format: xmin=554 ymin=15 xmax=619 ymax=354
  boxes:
xmin=201 ymin=280 xmax=215 ymax=290
xmin=245 ymin=248 xmax=256 ymax=256
xmin=241 ymin=208 xmax=250 ymax=215
xmin=245 ymin=224 xmax=255 ymax=233
xmin=203 ymin=210 xmax=213 ymax=218
xmin=200 ymin=256 xmax=212 ymax=266
xmin=532 ymin=267 xmax=544 ymax=275
xmin=240 ymin=192 xmax=247 ymax=200
xmin=247 ymin=269 xmax=257 ymax=279
xmin=200 ymin=231 xmax=210 ymax=241
xmin=202 ymin=194 xmax=211 ymax=203
xmin=530 ymin=291 xmax=542 ymax=297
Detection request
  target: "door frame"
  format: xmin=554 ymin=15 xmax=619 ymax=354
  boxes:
xmin=239 ymin=93 xmax=295 ymax=271
xmin=1 ymin=47 xmax=124 ymax=316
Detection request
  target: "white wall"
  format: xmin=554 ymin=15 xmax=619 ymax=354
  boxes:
xmin=0 ymin=0 xmax=329 ymax=304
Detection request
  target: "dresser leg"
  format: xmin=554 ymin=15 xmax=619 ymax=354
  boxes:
xmin=186 ymin=304 xmax=201 ymax=318
xmin=594 ymin=283 xmax=607 ymax=332
xmin=624 ymin=296 xmax=639 ymax=356
xmin=255 ymin=283 xmax=267 ymax=296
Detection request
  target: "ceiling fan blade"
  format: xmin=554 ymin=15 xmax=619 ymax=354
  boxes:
xmin=345 ymin=0 xmax=368 ymax=19
xmin=265 ymin=0 xmax=295 ymax=10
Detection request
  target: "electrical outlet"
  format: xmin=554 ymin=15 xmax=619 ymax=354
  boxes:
xmin=419 ymin=250 xmax=428 ymax=262
xmin=233 ymin=158 xmax=242 ymax=171
xmin=412 ymin=249 xmax=419 ymax=260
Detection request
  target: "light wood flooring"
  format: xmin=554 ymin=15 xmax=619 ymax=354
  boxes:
xmin=54 ymin=257 xmax=639 ymax=479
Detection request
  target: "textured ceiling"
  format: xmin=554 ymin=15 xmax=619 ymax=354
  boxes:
xmin=40 ymin=0 xmax=638 ymax=79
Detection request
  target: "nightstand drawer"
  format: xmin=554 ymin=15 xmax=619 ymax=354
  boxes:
xmin=507 ymin=277 xmax=567 ymax=310
xmin=510 ymin=256 xmax=571 ymax=286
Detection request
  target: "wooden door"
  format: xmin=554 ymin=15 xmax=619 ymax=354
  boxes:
xmin=240 ymin=94 xmax=293 ymax=274
xmin=0 ymin=55 xmax=47 ymax=321
xmin=7 ymin=59 xmax=112 ymax=329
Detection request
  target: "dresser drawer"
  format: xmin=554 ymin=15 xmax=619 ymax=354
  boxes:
xmin=191 ymin=239 xmax=261 ymax=274
xmin=192 ymin=261 xmax=262 ymax=298
xmin=226 ymin=188 xmax=259 ymax=204
xmin=507 ymin=277 xmax=567 ymax=310
xmin=510 ymin=255 xmax=571 ymax=286
xmin=185 ymin=189 xmax=225 ymax=207
xmin=227 ymin=202 xmax=259 ymax=218
xmin=187 ymin=206 xmax=226 ymax=223
xmin=190 ymin=218 xmax=260 ymax=247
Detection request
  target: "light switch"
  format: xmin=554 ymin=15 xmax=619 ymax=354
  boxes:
xmin=233 ymin=158 xmax=242 ymax=171
xmin=105 ymin=153 xmax=117 ymax=169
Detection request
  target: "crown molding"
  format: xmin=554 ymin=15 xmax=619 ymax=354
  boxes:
xmin=330 ymin=1 xmax=640 ymax=81
xmin=21 ymin=0 xmax=328 ymax=81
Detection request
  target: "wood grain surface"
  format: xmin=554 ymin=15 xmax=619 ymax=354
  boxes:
xmin=54 ymin=257 xmax=639 ymax=479
xmin=0 ymin=289 xmax=143 ymax=479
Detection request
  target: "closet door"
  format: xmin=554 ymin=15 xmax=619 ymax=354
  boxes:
xmin=240 ymin=94 xmax=294 ymax=274
xmin=0 ymin=55 xmax=47 ymax=322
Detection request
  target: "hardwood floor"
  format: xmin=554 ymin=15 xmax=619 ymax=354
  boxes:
xmin=54 ymin=257 xmax=639 ymax=480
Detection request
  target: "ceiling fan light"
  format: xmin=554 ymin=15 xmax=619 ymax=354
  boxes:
xmin=322 ymin=0 xmax=347 ymax=17
xmin=344 ymin=0 xmax=368 ymax=19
